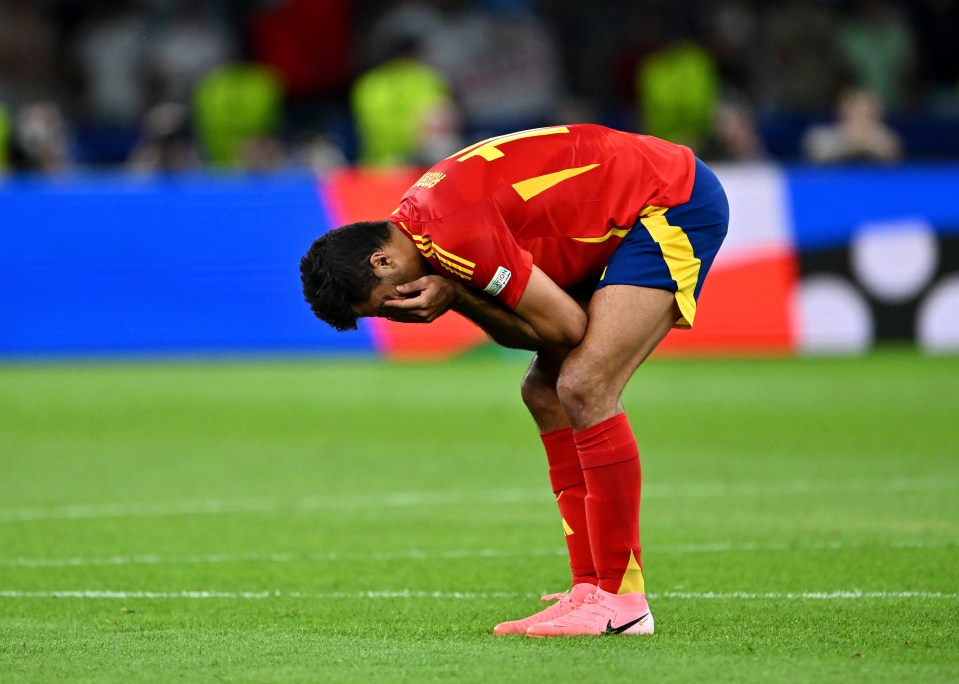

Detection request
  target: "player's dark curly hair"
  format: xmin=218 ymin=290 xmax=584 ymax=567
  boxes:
xmin=300 ymin=221 xmax=392 ymax=331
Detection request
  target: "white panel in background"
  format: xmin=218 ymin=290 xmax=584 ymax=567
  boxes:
xmin=711 ymin=163 xmax=792 ymax=263
xmin=851 ymin=219 xmax=939 ymax=303
xmin=796 ymin=274 xmax=874 ymax=355
xmin=917 ymin=274 xmax=959 ymax=353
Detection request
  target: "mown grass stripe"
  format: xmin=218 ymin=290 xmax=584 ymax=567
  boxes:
xmin=2 ymin=539 xmax=955 ymax=569
xmin=2 ymin=476 xmax=952 ymax=523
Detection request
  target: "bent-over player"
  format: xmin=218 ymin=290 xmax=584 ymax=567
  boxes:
xmin=301 ymin=124 xmax=728 ymax=636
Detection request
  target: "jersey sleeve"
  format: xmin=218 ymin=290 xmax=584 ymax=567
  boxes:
xmin=423 ymin=220 xmax=534 ymax=310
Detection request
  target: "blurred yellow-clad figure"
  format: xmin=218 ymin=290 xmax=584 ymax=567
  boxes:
xmin=194 ymin=64 xmax=284 ymax=168
xmin=636 ymin=40 xmax=719 ymax=152
xmin=351 ymin=36 xmax=457 ymax=167
xmin=0 ymin=102 xmax=9 ymax=171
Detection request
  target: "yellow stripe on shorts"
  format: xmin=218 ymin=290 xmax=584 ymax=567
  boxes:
xmin=640 ymin=206 xmax=701 ymax=328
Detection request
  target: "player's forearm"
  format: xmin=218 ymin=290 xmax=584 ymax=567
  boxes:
xmin=451 ymin=284 xmax=574 ymax=351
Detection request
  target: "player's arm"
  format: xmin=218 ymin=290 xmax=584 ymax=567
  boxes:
xmin=384 ymin=266 xmax=587 ymax=350
xmin=456 ymin=265 xmax=588 ymax=349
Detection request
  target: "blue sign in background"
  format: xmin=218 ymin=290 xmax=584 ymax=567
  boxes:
xmin=3 ymin=166 xmax=959 ymax=358
xmin=786 ymin=165 xmax=959 ymax=251
xmin=0 ymin=173 xmax=375 ymax=357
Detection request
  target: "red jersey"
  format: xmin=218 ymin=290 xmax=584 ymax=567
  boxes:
xmin=388 ymin=124 xmax=696 ymax=309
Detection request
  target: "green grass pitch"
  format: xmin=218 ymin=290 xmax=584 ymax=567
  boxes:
xmin=1 ymin=349 xmax=957 ymax=682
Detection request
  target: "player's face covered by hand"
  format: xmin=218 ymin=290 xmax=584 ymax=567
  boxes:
xmin=353 ymin=251 xmax=429 ymax=320
xmin=353 ymin=277 xmax=407 ymax=319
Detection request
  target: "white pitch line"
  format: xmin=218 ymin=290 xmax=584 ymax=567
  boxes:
xmin=0 ymin=476 xmax=953 ymax=524
xmin=0 ymin=589 xmax=955 ymax=601
xmin=652 ymin=539 xmax=959 ymax=554
xmin=2 ymin=539 xmax=955 ymax=570
xmin=653 ymin=591 xmax=959 ymax=600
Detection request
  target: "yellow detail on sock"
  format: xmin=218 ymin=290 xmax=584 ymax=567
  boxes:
xmin=562 ymin=517 xmax=574 ymax=536
xmin=618 ymin=550 xmax=645 ymax=594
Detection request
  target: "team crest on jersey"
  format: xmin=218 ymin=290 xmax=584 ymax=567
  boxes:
xmin=484 ymin=266 xmax=512 ymax=296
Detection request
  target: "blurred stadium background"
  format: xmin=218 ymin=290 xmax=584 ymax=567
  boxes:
xmin=1 ymin=0 xmax=958 ymax=358
xmin=3 ymin=2 xmax=959 ymax=680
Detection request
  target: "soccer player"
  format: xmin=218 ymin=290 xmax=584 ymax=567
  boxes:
xmin=300 ymin=124 xmax=728 ymax=636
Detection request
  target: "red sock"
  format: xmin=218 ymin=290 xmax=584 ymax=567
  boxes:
xmin=541 ymin=427 xmax=597 ymax=586
xmin=573 ymin=413 xmax=645 ymax=595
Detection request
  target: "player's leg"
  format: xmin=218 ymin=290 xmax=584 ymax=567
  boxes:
xmin=494 ymin=349 xmax=597 ymax=634
xmin=528 ymin=158 xmax=728 ymax=637
xmin=558 ymin=286 xmax=677 ymax=430
xmin=527 ymin=285 xmax=675 ymax=637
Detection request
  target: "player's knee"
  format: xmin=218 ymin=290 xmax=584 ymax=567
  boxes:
xmin=556 ymin=363 xmax=600 ymax=421
xmin=520 ymin=368 xmax=557 ymax=416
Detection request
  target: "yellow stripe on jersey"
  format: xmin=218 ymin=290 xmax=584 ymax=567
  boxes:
xmin=435 ymin=254 xmax=472 ymax=279
xmin=396 ymin=221 xmax=475 ymax=279
xmin=572 ymin=226 xmax=632 ymax=243
xmin=431 ymin=242 xmax=475 ymax=269
xmin=640 ymin=206 xmax=701 ymax=328
xmin=410 ymin=235 xmax=434 ymax=258
xmin=452 ymin=126 xmax=570 ymax=162
xmin=512 ymin=164 xmax=600 ymax=201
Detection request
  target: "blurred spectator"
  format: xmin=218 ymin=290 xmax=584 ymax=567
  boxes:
xmin=250 ymin=0 xmax=355 ymax=163
xmin=837 ymin=0 xmax=917 ymax=112
xmin=193 ymin=63 xmax=284 ymax=168
xmin=635 ymin=37 xmax=719 ymax=152
xmin=372 ymin=0 xmax=564 ymax=137
xmin=251 ymin=0 xmax=353 ymax=100
xmin=291 ymin=132 xmax=349 ymax=175
xmin=0 ymin=0 xmax=956 ymax=168
xmin=754 ymin=0 xmax=842 ymax=114
xmin=147 ymin=1 xmax=233 ymax=107
xmin=0 ymin=0 xmax=59 ymax=109
xmin=703 ymin=0 xmax=761 ymax=97
xmin=416 ymin=93 xmax=464 ymax=166
xmin=907 ymin=0 xmax=959 ymax=114
xmin=9 ymin=102 xmax=72 ymax=173
xmin=235 ymin=135 xmax=287 ymax=173
xmin=802 ymin=88 xmax=904 ymax=164
xmin=362 ymin=0 xmax=444 ymax=68
xmin=127 ymin=102 xmax=199 ymax=173
xmin=709 ymin=99 xmax=768 ymax=161
xmin=351 ymin=35 xmax=461 ymax=167
xmin=72 ymin=0 xmax=149 ymax=124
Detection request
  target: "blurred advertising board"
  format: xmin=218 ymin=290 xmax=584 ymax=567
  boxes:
xmin=2 ymin=164 xmax=957 ymax=358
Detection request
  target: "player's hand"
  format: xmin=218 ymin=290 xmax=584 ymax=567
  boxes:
xmin=381 ymin=276 xmax=459 ymax=323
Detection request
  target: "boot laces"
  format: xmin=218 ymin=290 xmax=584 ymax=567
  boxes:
xmin=556 ymin=591 xmax=611 ymax=627
xmin=540 ymin=590 xmax=572 ymax=605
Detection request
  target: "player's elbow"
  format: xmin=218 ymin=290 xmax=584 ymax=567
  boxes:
xmin=544 ymin=308 xmax=587 ymax=348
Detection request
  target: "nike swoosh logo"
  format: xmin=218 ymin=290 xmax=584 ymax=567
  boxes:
xmin=604 ymin=612 xmax=650 ymax=634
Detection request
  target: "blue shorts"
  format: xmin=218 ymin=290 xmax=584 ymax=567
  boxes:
xmin=597 ymin=157 xmax=729 ymax=328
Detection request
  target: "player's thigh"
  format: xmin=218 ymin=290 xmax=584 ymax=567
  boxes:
xmin=561 ymin=284 xmax=677 ymax=408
